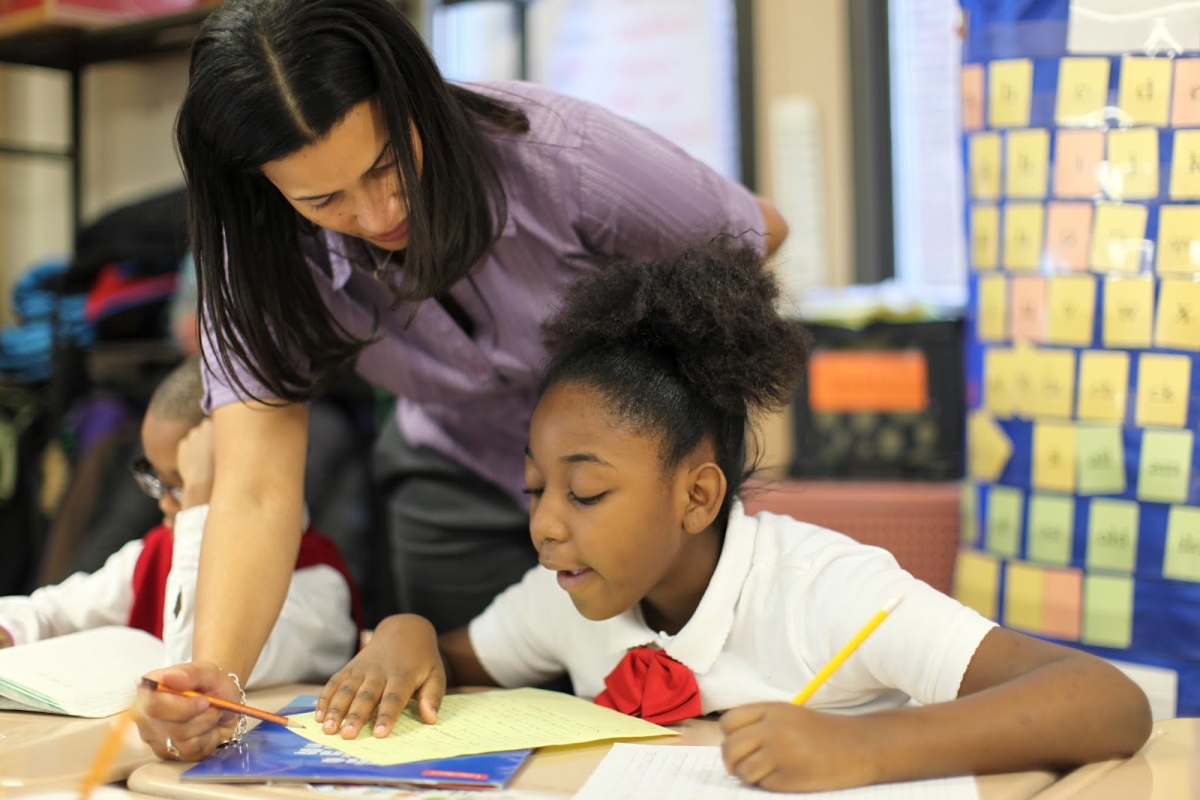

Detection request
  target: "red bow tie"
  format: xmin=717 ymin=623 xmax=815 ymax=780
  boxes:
xmin=594 ymin=646 xmax=702 ymax=725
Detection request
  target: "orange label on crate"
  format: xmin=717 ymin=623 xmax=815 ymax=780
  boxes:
xmin=808 ymin=350 xmax=930 ymax=413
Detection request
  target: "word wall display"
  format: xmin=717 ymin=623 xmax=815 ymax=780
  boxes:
xmin=958 ymin=50 xmax=1200 ymax=714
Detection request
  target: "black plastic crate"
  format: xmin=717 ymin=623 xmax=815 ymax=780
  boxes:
xmin=790 ymin=319 xmax=965 ymax=480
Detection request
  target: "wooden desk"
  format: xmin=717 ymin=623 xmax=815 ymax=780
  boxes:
xmin=0 ymin=709 xmax=152 ymax=788
xmin=126 ymin=685 xmax=1057 ymax=800
xmin=1031 ymin=717 xmax=1197 ymax=799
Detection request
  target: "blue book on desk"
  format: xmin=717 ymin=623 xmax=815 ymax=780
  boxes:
xmin=181 ymin=696 xmax=532 ymax=790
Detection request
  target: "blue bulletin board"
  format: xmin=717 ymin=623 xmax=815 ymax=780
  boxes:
xmin=957 ymin=0 xmax=1200 ymax=714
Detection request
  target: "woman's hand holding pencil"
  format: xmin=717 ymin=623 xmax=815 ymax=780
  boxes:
xmin=129 ymin=661 xmax=245 ymax=762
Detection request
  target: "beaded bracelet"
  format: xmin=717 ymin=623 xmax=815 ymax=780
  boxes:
xmin=220 ymin=671 xmax=249 ymax=746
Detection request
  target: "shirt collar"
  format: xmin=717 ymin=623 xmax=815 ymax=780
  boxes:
xmin=320 ymin=210 xmax=519 ymax=292
xmin=603 ymin=500 xmax=758 ymax=675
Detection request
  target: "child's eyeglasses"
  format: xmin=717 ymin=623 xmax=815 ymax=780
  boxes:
xmin=128 ymin=458 xmax=184 ymax=501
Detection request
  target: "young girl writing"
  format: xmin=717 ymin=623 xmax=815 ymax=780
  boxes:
xmin=316 ymin=241 xmax=1151 ymax=793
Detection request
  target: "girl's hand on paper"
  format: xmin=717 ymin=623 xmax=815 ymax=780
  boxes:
xmin=720 ymin=702 xmax=875 ymax=792
xmin=317 ymin=613 xmax=446 ymax=739
xmin=0 ymin=626 xmax=12 ymax=648
xmin=132 ymin=660 xmax=241 ymax=762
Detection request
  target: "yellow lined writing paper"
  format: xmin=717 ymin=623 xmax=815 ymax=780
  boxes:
xmin=287 ymin=688 xmax=675 ymax=766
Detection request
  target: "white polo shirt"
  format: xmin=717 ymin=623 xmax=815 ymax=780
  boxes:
xmin=468 ymin=501 xmax=996 ymax=715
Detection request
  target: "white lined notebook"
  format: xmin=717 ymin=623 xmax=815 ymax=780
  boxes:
xmin=0 ymin=626 xmax=165 ymax=717
xmin=573 ymin=744 xmax=981 ymax=800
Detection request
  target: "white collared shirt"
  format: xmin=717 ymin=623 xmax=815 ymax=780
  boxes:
xmin=0 ymin=506 xmax=356 ymax=688
xmin=469 ymin=501 xmax=996 ymax=714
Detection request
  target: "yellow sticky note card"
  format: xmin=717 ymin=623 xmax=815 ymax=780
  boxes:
xmin=968 ymin=410 xmax=1013 ymax=482
xmin=1027 ymin=493 xmax=1075 ymax=566
xmin=1046 ymin=275 xmax=1096 ymax=346
xmin=984 ymin=348 xmax=1016 ymax=418
xmin=977 ymin=274 xmax=1008 ymax=342
xmin=971 ymin=204 xmax=1000 ymax=270
xmin=986 ymin=485 xmax=1024 ymax=558
xmin=1170 ymin=130 xmax=1200 ymax=200
xmin=962 ymin=64 xmax=985 ymax=131
xmin=1165 ymin=505 xmax=1200 ymax=582
xmin=1089 ymin=203 xmax=1148 ymax=273
xmin=288 ymin=688 xmax=673 ymax=765
xmin=1135 ymin=353 xmax=1191 ymax=428
xmin=1045 ymin=202 xmax=1093 ymax=272
xmin=1032 ymin=421 xmax=1077 ymax=493
xmin=1006 ymin=129 xmax=1050 ymax=198
xmin=1056 ymin=57 xmax=1111 ymax=125
xmin=1087 ymin=498 xmax=1139 ymax=573
xmin=1156 ymin=206 xmax=1200 ymax=275
xmin=1155 ymin=277 xmax=1200 ymax=351
xmin=1004 ymin=561 xmax=1044 ymax=633
xmin=1031 ymin=348 xmax=1076 ymax=420
xmin=1137 ymin=428 xmax=1193 ymax=504
xmin=1104 ymin=128 xmax=1159 ymax=200
xmin=961 ymin=481 xmax=979 ymax=545
xmin=989 ymin=58 xmax=1034 ymax=128
xmin=1082 ymin=573 xmax=1133 ymax=648
xmin=1118 ymin=56 xmax=1173 ymax=126
xmin=1077 ymin=424 xmax=1127 ymax=496
xmin=1011 ymin=342 xmax=1039 ymax=418
xmin=1077 ymin=350 xmax=1129 ymax=422
xmin=1102 ymin=276 xmax=1154 ymax=348
xmin=1004 ymin=203 xmax=1046 ymax=271
xmin=969 ymin=133 xmax=1002 ymax=199
xmin=953 ymin=549 xmax=1000 ymax=620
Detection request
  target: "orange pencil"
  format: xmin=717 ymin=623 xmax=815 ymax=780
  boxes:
xmin=80 ymin=710 xmax=132 ymax=800
xmin=140 ymin=677 xmax=306 ymax=728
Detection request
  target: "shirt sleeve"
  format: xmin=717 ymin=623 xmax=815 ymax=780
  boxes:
xmin=0 ymin=539 xmax=141 ymax=645
xmin=467 ymin=565 xmax=570 ymax=688
xmin=162 ymin=505 xmax=357 ymax=687
xmin=794 ymin=544 xmax=997 ymax=707
xmin=574 ymin=105 xmax=766 ymax=259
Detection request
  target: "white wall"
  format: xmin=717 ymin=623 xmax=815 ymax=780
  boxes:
xmin=0 ymin=53 xmax=188 ymax=323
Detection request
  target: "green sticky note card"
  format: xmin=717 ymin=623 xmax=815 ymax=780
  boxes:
xmin=1137 ymin=429 xmax=1194 ymax=504
xmin=986 ymin=486 xmax=1024 ymax=558
xmin=1077 ymin=424 xmax=1127 ymax=496
xmin=1027 ymin=494 xmax=1075 ymax=566
xmin=960 ymin=482 xmax=979 ymax=545
xmin=1082 ymin=573 xmax=1134 ymax=648
xmin=1086 ymin=498 xmax=1139 ymax=573
xmin=1164 ymin=505 xmax=1200 ymax=582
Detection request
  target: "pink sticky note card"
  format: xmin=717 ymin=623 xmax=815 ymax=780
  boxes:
xmin=1045 ymin=202 xmax=1093 ymax=271
xmin=963 ymin=64 xmax=985 ymax=131
xmin=1054 ymin=129 xmax=1105 ymax=198
xmin=1042 ymin=567 xmax=1083 ymax=641
xmin=1010 ymin=275 xmax=1047 ymax=343
xmin=1173 ymin=59 xmax=1200 ymax=128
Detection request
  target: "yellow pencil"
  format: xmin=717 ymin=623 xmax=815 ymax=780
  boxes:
xmin=79 ymin=710 xmax=132 ymax=800
xmin=791 ymin=595 xmax=905 ymax=706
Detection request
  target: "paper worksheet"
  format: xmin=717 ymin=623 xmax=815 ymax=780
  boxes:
xmin=288 ymin=687 xmax=675 ymax=766
xmin=573 ymin=745 xmax=981 ymax=800
xmin=0 ymin=626 xmax=165 ymax=717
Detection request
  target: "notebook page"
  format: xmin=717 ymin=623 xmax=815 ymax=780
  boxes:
xmin=288 ymin=687 xmax=674 ymax=766
xmin=0 ymin=626 xmax=165 ymax=717
xmin=573 ymin=745 xmax=981 ymax=800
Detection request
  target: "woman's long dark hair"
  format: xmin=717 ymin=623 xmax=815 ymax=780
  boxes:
xmin=178 ymin=0 xmax=528 ymax=401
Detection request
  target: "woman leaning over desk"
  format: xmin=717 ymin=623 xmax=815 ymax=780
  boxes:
xmin=133 ymin=0 xmax=787 ymax=761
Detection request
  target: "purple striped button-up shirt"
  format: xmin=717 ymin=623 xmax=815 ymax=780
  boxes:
xmin=203 ymin=81 xmax=766 ymax=505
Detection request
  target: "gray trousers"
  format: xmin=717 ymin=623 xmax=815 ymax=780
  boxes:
xmin=373 ymin=417 xmax=536 ymax=634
